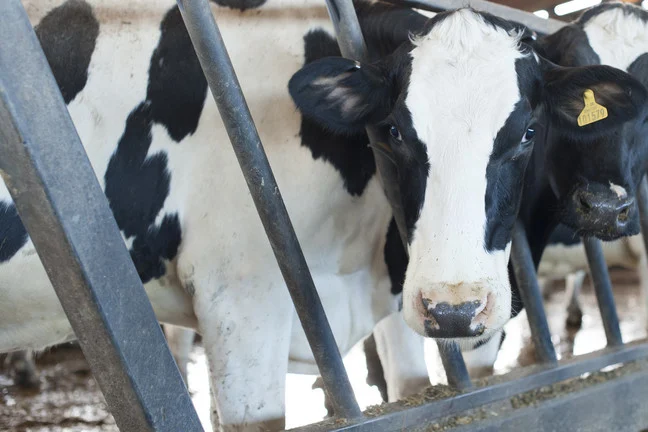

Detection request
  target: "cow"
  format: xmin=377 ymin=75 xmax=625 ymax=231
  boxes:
xmin=366 ymin=1 xmax=648 ymax=404
xmin=4 ymin=1 xmax=645 ymax=430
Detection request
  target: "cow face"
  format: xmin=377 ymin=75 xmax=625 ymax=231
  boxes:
xmin=289 ymin=8 xmax=644 ymax=344
xmin=534 ymin=4 xmax=648 ymax=241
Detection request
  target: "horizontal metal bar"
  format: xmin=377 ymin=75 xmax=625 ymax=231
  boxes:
xmin=583 ymin=237 xmax=623 ymax=347
xmin=0 ymin=2 xmax=203 ymax=431
xmin=291 ymin=339 xmax=648 ymax=432
xmin=382 ymin=0 xmax=565 ymax=35
xmin=452 ymin=363 xmax=648 ymax=431
xmin=511 ymin=221 xmax=558 ymax=365
xmin=176 ymin=0 xmax=362 ymax=420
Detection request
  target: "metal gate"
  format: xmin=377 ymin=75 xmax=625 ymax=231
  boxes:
xmin=0 ymin=0 xmax=647 ymax=431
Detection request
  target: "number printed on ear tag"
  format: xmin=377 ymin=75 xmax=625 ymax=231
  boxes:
xmin=577 ymin=89 xmax=608 ymax=127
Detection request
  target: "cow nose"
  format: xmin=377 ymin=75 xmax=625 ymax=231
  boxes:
xmin=574 ymin=189 xmax=634 ymax=230
xmin=422 ymin=298 xmax=486 ymax=338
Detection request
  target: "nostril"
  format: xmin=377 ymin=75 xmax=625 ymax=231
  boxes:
xmin=473 ymin=296 xmax=488 ymax=318
xmin=578 ymin=193 xmax=592 ymax=211
xmin=618 ymin=205 xmax=630 ymax=223
xmin=421 ymin=297 xmax=431 ymax=314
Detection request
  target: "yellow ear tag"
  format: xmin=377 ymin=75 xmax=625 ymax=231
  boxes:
xmin=577 ymin=89 xmax=608 ymax=127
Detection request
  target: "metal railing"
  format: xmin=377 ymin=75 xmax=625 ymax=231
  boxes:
xmin=0 ymin=2 xmax=202 ymax=431
xmin=1 ymin=0 xmax=647 ymax=431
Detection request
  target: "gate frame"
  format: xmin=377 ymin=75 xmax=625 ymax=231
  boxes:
xmin=1 ymin=0 xmax=647 ymax=431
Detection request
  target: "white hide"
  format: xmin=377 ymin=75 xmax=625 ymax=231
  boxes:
xmin=583 ymin=5 xmax=648 ymax=72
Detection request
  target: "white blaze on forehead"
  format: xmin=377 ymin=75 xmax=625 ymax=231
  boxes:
xmin=400 ymin=9 xmax=524 ymax=338
xmin=584 ymin=7 xmax=648 ymax=71
xmin=405 ymin=9 xmax=524 ymax=284
xmin=609 ymin=182 xmax=627 ymax=199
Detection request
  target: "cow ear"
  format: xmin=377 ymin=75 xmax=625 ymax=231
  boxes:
xmin=288 ymin=57 xmax=391 ymax=134
xmin=542 ymin=62 xmax=648 ymax=137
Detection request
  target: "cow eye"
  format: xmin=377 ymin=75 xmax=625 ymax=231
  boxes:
xmin=389 ymin=125 xmax=402 ymax=142
xmin=521 ymin=127 xmax=536 ymax=145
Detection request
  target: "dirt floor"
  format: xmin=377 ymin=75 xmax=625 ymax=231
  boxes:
xmin=1 ymin=268 xmax=646 ymax=431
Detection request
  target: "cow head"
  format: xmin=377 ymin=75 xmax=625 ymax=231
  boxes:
xmin=289 ymin=7 xmax=645 ymax=344
xmin=533 ymin=3 xmax=648 ymax=241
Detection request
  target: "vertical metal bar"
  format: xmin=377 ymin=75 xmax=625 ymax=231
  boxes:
xmin=511 ymin=221 xmax=558 ymax=365
xmin=175 ymin=0 xmax=362 ymax=420
xmin=639 ymin=176 xmax=648 ymax=263
xmin=323 ymin=0 xmax=367 ymax=61
xmin=583 ymin=237 xmax=623 ymax=347
xmin=324 ymin=0 xmax=471 ymax=390
xmin=0 ymin=2 xmax=203 ymax=431
xmin=437 ymin=342 xmax=473 ymax=390
xmin=323 ymin=0 xmax=409 ymax=250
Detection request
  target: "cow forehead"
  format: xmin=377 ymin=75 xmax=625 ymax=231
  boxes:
xmin=405 ymin=10 xmax=525 ymax=158
xmin=583 ymin=6 xmax=648 ymax=71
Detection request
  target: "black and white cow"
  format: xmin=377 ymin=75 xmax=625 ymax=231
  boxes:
xmin=3 ymin=1 xmax=645 ymax=430
xmin=518 ymin=1 xmax=648 ymax=336
xmin=533 ymin=9 xmax=648 ymax=335
xmin=368 ymin=1 xmax=648 ymax=403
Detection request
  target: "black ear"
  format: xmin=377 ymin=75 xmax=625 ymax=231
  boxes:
xmin=532 ymin=25 xmax=601 ymax=67
xmin=542 ymin=62 xmax=648 ymax=137
xmin=288 ymin=57 xmax=392 ymax=134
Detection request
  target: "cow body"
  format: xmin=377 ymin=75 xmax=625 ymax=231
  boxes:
xmin=7 ymin=0 xmax=395 ymax=428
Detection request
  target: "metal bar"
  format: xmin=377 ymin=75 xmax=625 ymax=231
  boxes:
xmin=583 ymin=237 xmax=623 ymax=346
xmin=437 ymin=341 xmax=473 ymax=390
xmin=323 ymin=0 xmax=409 ymax=250
xmin=436 ymin=364 xmax=648 ymax=432
xmin=381 ymin=0 xmax=566 ymax=36
xmin=290 ymin=339 xmax=648 ymax=432
xmin=511 ymin=221 xmax=558 ymax=365
xmin=0 ymin=2 xmax=203 ymax=431
xmin=175 ymin=0 xmax=362 ymax=420
xmin=638 ymin=176 xmax=648 ymax=266
xmin=325 ymin=0 xmax=472 ymax=390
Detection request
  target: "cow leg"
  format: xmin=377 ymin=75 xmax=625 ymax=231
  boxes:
xmin=565 ymin=270 xmax=586 ymax=329
xmin=462 ymin=330 xmax=504 ymax=379
xmin=311 ymin=376 xmax=335 ymax=418
xmin=164 ymin=325 xmax=195 ymax=386
xmin=190 ymin=272 xmax=292 ymax=432
xmin=373 ymin=312 xmax=428 ymax=402
xmin=363 ymin=333 xmax=388 ymax=403
xmin=5 ymin=350 xmax=39 ymax=388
